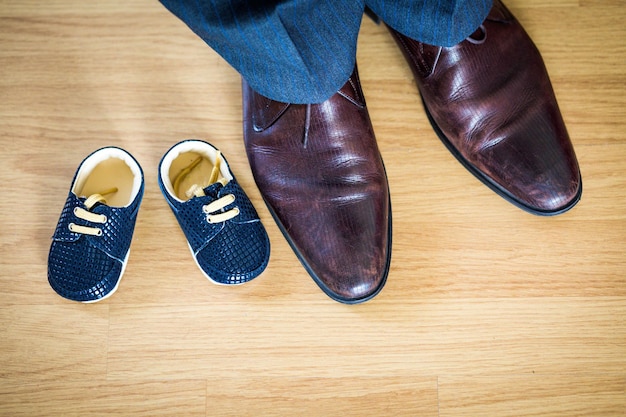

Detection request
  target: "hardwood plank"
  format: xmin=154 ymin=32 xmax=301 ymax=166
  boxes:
xmin=206 ymin=377 xmax=438 ymax=417
xmin=105 ymin=299 xmax=625 ymax=379
xmin=0 ymin=379 xmax=207 ymax=417
xmin=0 ymin=305 xmax=109 ymax=379
xmin=439 ymin=375 xmax=626 ymax=417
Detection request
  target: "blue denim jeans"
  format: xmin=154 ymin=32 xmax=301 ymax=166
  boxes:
xmin=159 ymin=0 xmax=492 ymax=103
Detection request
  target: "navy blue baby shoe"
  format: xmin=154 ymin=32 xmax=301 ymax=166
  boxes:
xmin=158 ymin=140 xmax=270 ymax=284
xmin=48 ymin=147 xmax=144 ymax=302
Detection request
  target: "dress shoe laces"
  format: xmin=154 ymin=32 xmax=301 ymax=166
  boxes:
xmin=303 ymin=104 xmax=312 ymax=148
xmin=68 ymin=187 xmax=117 ymax=236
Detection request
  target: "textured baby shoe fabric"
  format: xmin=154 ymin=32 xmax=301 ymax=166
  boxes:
xmin=158 ymin=140 xmax=270 ymax=284
xmin=48 ymin=147 xmax=144 ymax=302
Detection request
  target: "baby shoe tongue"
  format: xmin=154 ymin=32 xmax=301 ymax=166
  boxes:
xmin=185 ymin=182 xmax=224 ymax=199
xmin=202 ymin=182 xmax=224 ymax=198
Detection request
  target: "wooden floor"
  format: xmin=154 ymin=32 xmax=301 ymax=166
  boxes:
xmin=1 ymin=0 xmax=625 ymax=415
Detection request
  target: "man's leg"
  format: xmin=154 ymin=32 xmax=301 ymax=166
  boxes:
xmin=158 ymin=0 xmax=363 ymax=104
xmin=366 ymin=0 xmax=492 ymax=47
xmin=158 ymin=0 xmax=392 ymax=303
xmin=370 ymin=0 xmax=581 ymax=215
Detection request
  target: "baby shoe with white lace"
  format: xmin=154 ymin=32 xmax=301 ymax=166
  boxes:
xmin=158 ymin=140 xmax=270 ymax=284
xmin=48 ymin=147 xmax=144 ymax=302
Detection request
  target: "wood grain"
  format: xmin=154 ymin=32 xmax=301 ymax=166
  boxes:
xmin=1 ymin=0 xmax=624 ymax=415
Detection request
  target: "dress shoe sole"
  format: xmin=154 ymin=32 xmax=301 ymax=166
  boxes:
xmin=420 ymin=95 xmax=582 ymax=216
xmin=262 ymin=196 xmax=392 ymax=305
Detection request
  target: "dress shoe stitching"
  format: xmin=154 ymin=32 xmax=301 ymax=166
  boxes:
xmin=337 ymin=91 xmax=365 ymax=109
xmin=347 ymin=76 xmax=363 ymax=104
xmin=337 ymin=90 xmax=365 ymax=108
xmin=337 ymin=77 xmax=365 ymax=108
xmin=395 ymin=35 xmax=422 ymax=76
xmin=414 ymin=42 xmax=444 ymax=77
xmin=395 ymin=34 xmax=440 ymax=78
xmin=253 ymin=99 xmax=291 ymax=132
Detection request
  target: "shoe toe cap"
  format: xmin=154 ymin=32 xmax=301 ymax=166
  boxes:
xmin=194 ymin=223 xmax=270 ymax=284
xmin=475 ymin=126 xmax=582 ymax=215
xmin=48 ymin=241 xmax=123 ymax=302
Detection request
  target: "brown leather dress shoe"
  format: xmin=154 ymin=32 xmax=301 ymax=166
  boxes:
xmin=242 ymin=66 xmax=391 ymax=303
xmin=388 ymin=0 xmax=581 ymax=215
